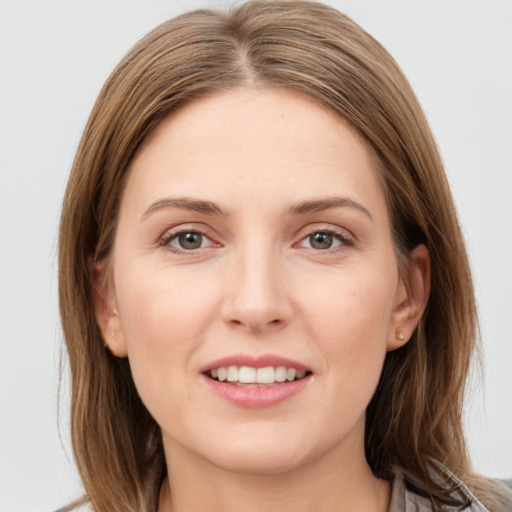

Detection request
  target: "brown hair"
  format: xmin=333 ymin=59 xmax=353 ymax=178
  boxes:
xmin=59 ymin=1 xmax=492 ymax=510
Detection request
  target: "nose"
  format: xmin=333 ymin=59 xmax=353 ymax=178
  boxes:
xmin=221 ymin=247 xmax=293 ymax=334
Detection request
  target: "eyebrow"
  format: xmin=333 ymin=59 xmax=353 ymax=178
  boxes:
xmin=287 ymin=197 xmax=373 ymax=219
xmin=141 ymin=196 xmax=372 ymax=221
xmin=142 ymin=197 xmax=227 ymax=220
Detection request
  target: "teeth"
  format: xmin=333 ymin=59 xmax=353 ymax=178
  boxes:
xmin=257 ymin=366 xmax=275 ymax=384
xmin=239 ymin=366 xmax=256 ymax=383
xmin=275 ymin=366 xmax=287 ymax=382
xmin=227 ymin=365 xmax=238 ymax=382
xmin=207 ymin=365 xmax=308 ymax=384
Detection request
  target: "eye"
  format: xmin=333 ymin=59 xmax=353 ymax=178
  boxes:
xmin=175 ymin=232 xmax=205 ymax=250
xmin=308 ymin=232 xmax=337 ymax=250
xmin=298 ymin=229 xmax=353 ymax=250
xmin=161 ymin=230 xmax=214 ymax=251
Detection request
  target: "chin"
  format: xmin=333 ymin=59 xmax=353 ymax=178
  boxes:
xmin=197 ymin=433 xmax=318 ymax=476
xmin=212 ymin=450 xmax=308 ymax=476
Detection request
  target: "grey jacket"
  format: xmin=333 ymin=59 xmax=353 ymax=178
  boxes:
xmin=390 ymin=467 xmax=512 ymax=511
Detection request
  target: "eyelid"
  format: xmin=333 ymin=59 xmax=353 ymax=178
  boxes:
xmin=156 ymin=222 xmax=355 ymax=253
xmin=295 ymin=224 xmax=356 ymax=249
xmin=158 ymin=224 xmax=221 ymax=252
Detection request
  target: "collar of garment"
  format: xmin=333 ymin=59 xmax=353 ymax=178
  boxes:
xmin=389 ymin=464 xmax=490 ymax=512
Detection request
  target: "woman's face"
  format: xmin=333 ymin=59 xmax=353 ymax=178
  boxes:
xmin=97 ymin=88 xmax=426 ymax=475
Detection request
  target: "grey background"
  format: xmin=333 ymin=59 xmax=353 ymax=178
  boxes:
xmin=1 ymin=1 xmax=511 ymax=511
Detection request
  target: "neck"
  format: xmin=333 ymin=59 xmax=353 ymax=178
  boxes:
xmin=158 ymin=426 xmax=391 ymax=512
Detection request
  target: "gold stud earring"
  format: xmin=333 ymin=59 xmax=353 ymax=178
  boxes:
xmin=396 ymin=327 xmax=405 ymax=340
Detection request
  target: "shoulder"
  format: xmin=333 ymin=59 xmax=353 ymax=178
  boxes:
xmin=389 ymin=465 xmax=512 ymax=511
xmin=482 ymin=478 xmax=512 ymax=512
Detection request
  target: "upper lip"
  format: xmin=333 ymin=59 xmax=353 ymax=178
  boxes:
xmin=200 ymin=354 xmax=310 ymax=373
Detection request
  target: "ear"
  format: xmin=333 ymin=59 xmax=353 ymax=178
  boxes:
xmin=387 ymin=244 xmax=431 ymax=351
xmin=90 ymin=260 xmax=128 ymax=357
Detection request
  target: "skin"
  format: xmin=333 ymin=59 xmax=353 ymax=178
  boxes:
xmin=93 ymin=88 xmax=430 ymax=512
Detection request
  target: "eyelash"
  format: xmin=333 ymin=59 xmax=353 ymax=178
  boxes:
xmin=296 ymin=226 xmax=355 ymax=252
xmin=158 ymin=225 xmax=355 ymax=254
xmin=159 ymin=228 xmax=217 ymax=254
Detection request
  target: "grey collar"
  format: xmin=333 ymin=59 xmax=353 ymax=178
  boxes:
xmin=389 ymin=466 xmax=489 ymax=512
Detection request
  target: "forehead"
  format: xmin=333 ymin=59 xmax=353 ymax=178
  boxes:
xmin=122 ymin=88 xmax=387 ymax=220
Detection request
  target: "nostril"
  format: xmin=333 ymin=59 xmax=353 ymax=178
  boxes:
xmin=230 ymin=318 xmax=282 ymax=326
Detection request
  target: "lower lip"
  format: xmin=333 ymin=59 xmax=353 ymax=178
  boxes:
xmin=201 ymin=374 xmax=311 ymax=408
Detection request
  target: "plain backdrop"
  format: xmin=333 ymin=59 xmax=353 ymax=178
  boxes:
xmin=1 ymin=1 xmax=511 ymax=511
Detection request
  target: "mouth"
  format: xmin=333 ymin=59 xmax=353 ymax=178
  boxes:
xmin=200 ymin=355 xmax=313 ymax=408
xmin=205 ymin=365 xmax=311 ymax=386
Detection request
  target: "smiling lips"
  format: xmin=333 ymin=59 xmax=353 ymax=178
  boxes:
xmin=202 ymin=355 xmax=312 ymax=408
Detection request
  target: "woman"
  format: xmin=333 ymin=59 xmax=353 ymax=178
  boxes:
xmin=58 ymin=1 xmax=512 ymax=511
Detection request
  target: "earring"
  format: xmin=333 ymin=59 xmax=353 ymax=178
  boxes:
xmin=111 ymin=308 xmax=117 ymax=337
xmin=396 ymin=326 xmax=405 ymax=340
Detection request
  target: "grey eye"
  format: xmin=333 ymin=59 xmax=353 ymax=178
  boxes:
xmin=309 ymin=232 xmax=333 ymax=250
xmin=177 ymin=232 xmax=203 ymax=250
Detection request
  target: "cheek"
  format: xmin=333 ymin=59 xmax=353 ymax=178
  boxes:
xmin=300 ymin=262 xmax=397 ymax=409
xmin=301 ymin=262 xmax=397 ymax=346
xmin=113 ymin=263 xmax=220 ymax=397
xmin=117 ymin=263 xmax=218 ymax=344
